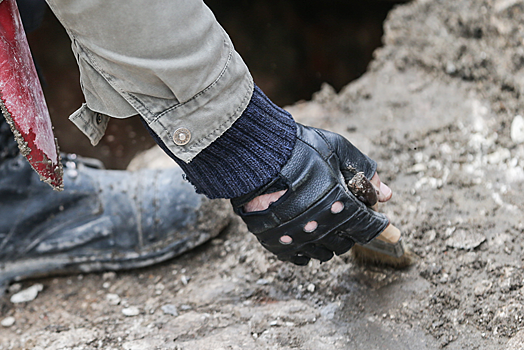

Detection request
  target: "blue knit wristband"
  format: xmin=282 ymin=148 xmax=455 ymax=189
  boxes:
xmin=146 ymin=84 xmax=297 ymax=199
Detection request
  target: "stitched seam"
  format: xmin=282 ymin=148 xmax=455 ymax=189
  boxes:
xmin=155 ymin=80 xmax=252 ymax=153
xmin=152 ymin=47 xmax=234 ymax=122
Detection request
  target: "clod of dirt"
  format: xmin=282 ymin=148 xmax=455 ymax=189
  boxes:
xmin=347 ymin=171 xmax=378 ymax=206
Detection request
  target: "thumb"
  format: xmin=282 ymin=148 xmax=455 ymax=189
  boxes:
xmin=370 ymin=173 xmax=392 ymax=203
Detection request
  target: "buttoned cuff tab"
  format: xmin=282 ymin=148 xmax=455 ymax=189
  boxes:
xmin=141 ymin=50 xmax=253 ymax=163
xmin=69 ymin=104 xmax=110 ymax=146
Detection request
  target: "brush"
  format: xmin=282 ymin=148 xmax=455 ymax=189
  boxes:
xmin=347 ymin=172 xmax=414 ymax=268
xmin=350 ymin=223 xmax=414 ymax=268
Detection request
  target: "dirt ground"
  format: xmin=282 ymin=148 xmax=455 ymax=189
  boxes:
xmin=3 ymin=0 xmax=524 ymax=348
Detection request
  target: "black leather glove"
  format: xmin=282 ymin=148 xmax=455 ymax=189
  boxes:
xmin=231 ymin=124 xmax=389 ymax=265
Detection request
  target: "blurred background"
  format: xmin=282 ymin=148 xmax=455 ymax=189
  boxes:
xmin=26 ymin=0 xmax=409 ymax=169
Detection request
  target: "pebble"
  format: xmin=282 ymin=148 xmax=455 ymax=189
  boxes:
xmin=102 ymin=272 xmax=117 ymax=280
xmin=10 ymin=284 xmax=44 ymax=303
xmin=122 ymin=306 xmax=140 ymax=317
xmin=306 ymin=284 xmax=316 ymax=293
xmin=180 ymin=275 xmax=190 ymax=285
xmin=8 ymin=283 xmax=22 ymax=294
xmin=474 ymin=280 xmax=493 ymax=296
xmin=106 ymin=293 xmax=121 ymax=305
xmin=445 ymin=229 xmax=486 ymax=250
xmin=161 ymin=304 xmax=179 ymax=316
xmin=511 ymin=115 xmax=524 ymax=143
xmin=1 ymin=317 xmax=15 ymax=328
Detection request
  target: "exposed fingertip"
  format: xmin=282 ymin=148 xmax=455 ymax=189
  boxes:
xmin=378 ymin=182 xmax=392 ymax=202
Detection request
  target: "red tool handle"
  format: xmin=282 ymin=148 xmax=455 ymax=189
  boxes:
xmin=0 ymin=0 xmax=63 ymax=190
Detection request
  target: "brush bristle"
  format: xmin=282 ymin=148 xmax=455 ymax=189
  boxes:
xmin=350 ymin=244 xmax=415 ymax=269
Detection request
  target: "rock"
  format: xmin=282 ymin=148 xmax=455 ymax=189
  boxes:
xmin=474 ymin=280 xmax=492 ymax=296
xmin=8 ymin=283 xmax=22 ymax=294
xmin=180 ymin=275 xmax=190 ymax=285
xmin=122 ymin=306 xmax=140 ymax=317
xmin=106 ymin=293 xmax=121 ymax=305
xmin=445 ymin=229 xmax=486 ymax=250
xmin=320 ymin=303 xmax=339 ymax=320
xmin=486 ymin=148 xmax=511 ymax=164
xmin=10 ymin=284 xmax=44 ymax=303
xmin=511 ymin=115 xmax=524 ymax=143
xmin=306 ymin=284 xmax=316 ymax=293
xmin=426 ymin=229 xmax=437 ymax=243
xmin=179 ymin=304 xmax=192 ymax=311
xmin=161 ymin=304 xmax=179 ymax=316
xmin=1 ymin=316 xmax=15 ymax=327
xmin=102 ymin=272 xmax=117 ymax=280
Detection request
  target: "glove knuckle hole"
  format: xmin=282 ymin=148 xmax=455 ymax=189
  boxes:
xmin=331 ymin=201 xmax=344 ymax=214
xmin=303 ymin=221 xmax=318 ymax=233
xmin=279 ymin=235 xmax=293 ymax=245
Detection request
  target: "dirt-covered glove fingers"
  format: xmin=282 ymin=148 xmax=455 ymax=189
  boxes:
xmin=314 ymin=128 xmax=377 ymax=183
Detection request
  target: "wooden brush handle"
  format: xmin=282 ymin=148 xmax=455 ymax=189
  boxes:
xmin=371 ymin=203 xmax=401 ymax=244
xmin=376 ymin=224 xmax=401 ymax=244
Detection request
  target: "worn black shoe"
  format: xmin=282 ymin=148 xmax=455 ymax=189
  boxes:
xmin=0 ymin=153 xmax=230 ymax=293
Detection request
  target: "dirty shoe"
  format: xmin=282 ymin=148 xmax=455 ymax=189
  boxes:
xmin=0 ymin=153 xmax=231 ymax=293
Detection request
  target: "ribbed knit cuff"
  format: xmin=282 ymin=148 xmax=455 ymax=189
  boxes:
xmin=147 ymin=84 xmax=297 ymax=199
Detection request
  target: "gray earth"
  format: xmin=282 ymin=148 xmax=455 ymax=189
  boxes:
xmin=3 ymin=0 xmax=524 ymax=348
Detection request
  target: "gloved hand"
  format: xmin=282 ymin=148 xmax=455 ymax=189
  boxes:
xmin=231 ymin=123 xmax=390 ymax=265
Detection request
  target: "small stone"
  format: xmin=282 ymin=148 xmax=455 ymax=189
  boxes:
xmin=1 ymin=317 xmax=15 ymax=327
xmin=320 ymin=303 xmax=339 ymax=320
xmin=179 ymin=304 xmax=192 ymax=311
xmin=426 ymin=229 xmax=437 ymax=243
xmin=10 ymin=284 xmax=44 ymax=303
xmin=256 ymin=279 xmax=270 ymax=285
xmin=102 ymin=272 xmax=117 ymax=280
xmin=511 ymin=115 xmax=524 ymax=143
xmin=306 ymin=284 xmax=316 ymax=293
xmin=161 ymin=304 xmax=178 ymax=316
xmin=445 ymin=229 xmax=486 ymax=250
xmin=474 ymin=280 xmax=493 ymax=296
xmin=122 ymin=306 xmax=140 ymax=317
xmin=180 ymin=275 xmax=190 ymax=285
xmin=446 ymin=62 xmax=457 ymax=75
xmin=8 ymin=283 xmax=22 ymax=294
xmin=106 ymin=293 xmax=121 ymax=305
xmin=408 ymin=163 xmax=427 ymax=173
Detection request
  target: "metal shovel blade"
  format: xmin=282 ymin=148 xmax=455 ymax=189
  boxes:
xmin=0 ymin=0 xmax=63 ymax=190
